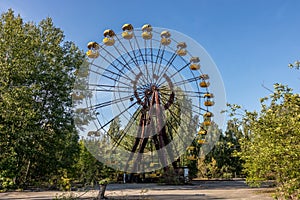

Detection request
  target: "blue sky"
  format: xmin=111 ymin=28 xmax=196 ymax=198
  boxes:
xmin=1 ymin=0 xmax=300 ymax=113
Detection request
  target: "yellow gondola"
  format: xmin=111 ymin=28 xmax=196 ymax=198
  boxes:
xmin=122 ymin=23 xmax=134 ymax=39
xmin=142 ymin=24 xmax=152 ymax=40
xmin=177 ymin=42 xmax=187 ymax=49
xmin=161 ymin=30 xmax=171 ymax=38
xmin=203 ymin=112 xmax=214 ymax=117
xmin=122 ymin=31 xmax=133 ymax=39
xmin=190 ymin=63 xmax=200 ymax=70
xmin=142 ymin=31 xmax=152 ymax=40
xmin=160 ymin=31 xmax=171 ymax=45
xmin=87 ymin=41 xmax=100 ymax=50
xmin=176 ymin=49 xmax=187 ymax=56
xmin=190 ymin=57 xmax=200 ymax=63
xmin=200 ymin=81 xmax=210 ymax=88
xmin=161 ymin=37 xmax=171 ymax=45
xmin=197 ymin=139 xmax=206 ymax=144
xmin=204 ymin=100 xmax=214 ymax=106
xmin=87 ymin=42 xmax=94 ymax=49
xmin=200 ymin=74 xmax=209 ymax=80
xmin=103 ymin=29 xmax=115 ymax=37
xmin=176 ymin=42 xmax=187 ymax=56
xmin=103 ymin=29 xmax=115 ymax=46
xmin=198 ymin=130 xmax=207 ymax=135
xmin=142 ymin=24 xmax=152 ymax=32
xmin=86 ymin=49 xmax=100 ymax=58
xmin=203 ymin=120 xmax=211 ymax=126
xmin=103 ymin=37 xmax=115 ymax=46
xmin=204 ymin=93 xmax=214 ymax=98
xmin=122 ymin=23 xmax=133 ymax=31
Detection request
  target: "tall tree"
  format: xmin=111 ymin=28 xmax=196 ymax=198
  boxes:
xmin=227 ymin=85 xmax=300 ymax=199
xmin=0 ymin=9 xmax=84 ymax=188
xmin=202 ymin=120 xmax=244 ymax=178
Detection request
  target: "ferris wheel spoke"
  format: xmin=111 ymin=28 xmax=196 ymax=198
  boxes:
xmin=160 ymin=94 xmax=205 ymax=117
xmin=128 ymin=39 xmax=141 ymax=66
xmin=156 ymin=53 xmax=178 ymax=85
xmin=93 ymin=89 xmax=131 ymax=93
xmin=165 ymin=109 xmax=181 ymax=128
xmin=178 ymin=98 xmax=209 ymax=115
xmin=111 ymin=118 xmax=137 ymax=150
xmin=154 ymin=47 xmax=166 ymax=77
xmin=152 ymin=44 xmax=162 ymax=77
xmin=160 ymin=90 xmax=201 ymax=98
xmin=144 ymin=40 xmax=148 ymax=64
xmin=89 ymin=67 xmax=132 ymax=88
xmin=160 ymin=87 xmax=206 ymax=96
xmin=145 ymin=47 xmax=153 ymax=84
xmin=172 ymin=76 xmax=200 ymax=87
xmin=99 ymin=45 xmax=136 ymax=76
xmin=168 ymin=62 xmax=191 ymax=79
xmin=88 ymin=83 xmax=132 ymax=90
xmin=97 ymin=100 xmax=140 ymax=131
xmin=126 ymin=39 xmax=151 ymax=85
xmin=150 ymin=40 xmax=155 ymax=78
xmin=115 ymin=36 xmax=139 ymax=66
xmin=112 ymin=108 xmax=143 ymax=150
xmin=141 ymin=42 xmax=151 ymax=84
xmin=90 ymin=62 xmax=132 ymax=82
xmin=111 ymin=41 xmax=146 ymax=81
xmin=132 ymin=31 xmax=151 ymax=84
xmin=101 ymin=110 xmax=138 ymax=148
xmin=115 ymin=36 xmax=148 ymax=85
xmin=112 ymin=45 xmax=137 ymax=74
xmin=91 ymin=94 xmax=135 ymax=110
xmin=133 ymin=32 xmax=146 ymax=65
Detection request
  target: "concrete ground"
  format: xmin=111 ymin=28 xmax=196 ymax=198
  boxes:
xmin=0 ymin=180 xmax=275 ymax=200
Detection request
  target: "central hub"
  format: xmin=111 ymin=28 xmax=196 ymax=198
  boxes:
xmin=145 ymin=84 xmax=159 ymax=97
xmin=151 ymin=84 xmax=158 ymax=91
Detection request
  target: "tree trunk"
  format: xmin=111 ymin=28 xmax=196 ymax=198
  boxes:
xmin=96 ymin=184 xmax=107 ymax=199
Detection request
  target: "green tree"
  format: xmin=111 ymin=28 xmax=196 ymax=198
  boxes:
xmin=203 ymin=120 xmax=244 ymax=179
xmin=227 ymin=85 xmax=300 ymax=199
xmin=0 ymin=9 xmax=84 ymax=188
xmin=74 ymin=140 xmax=104 ymax=186
xmin=107 ymin=116 xmax=121 ymax=140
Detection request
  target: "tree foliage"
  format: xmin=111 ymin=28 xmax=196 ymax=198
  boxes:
xmin=200 ymin=120 xmax=244 ymax=178
xmin=227 ymin=84 xmax=300 ymax=199
xmin=0 ymin=9 xmax=84 ymax=188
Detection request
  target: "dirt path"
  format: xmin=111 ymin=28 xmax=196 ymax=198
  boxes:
xmin=0 ymin=180 xmax=274 ymax=200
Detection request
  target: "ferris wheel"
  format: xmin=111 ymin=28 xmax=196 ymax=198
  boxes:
xmin=73 ymin=23 xmax=225 ymax=174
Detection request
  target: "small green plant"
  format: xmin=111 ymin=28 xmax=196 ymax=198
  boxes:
xmin=0 ymin=176 xmax=14 ymax=190
xmin=98 ymin=178 xmax=111 ymax=185
xmin=49 ymin=169 xmax=72 ymax=191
